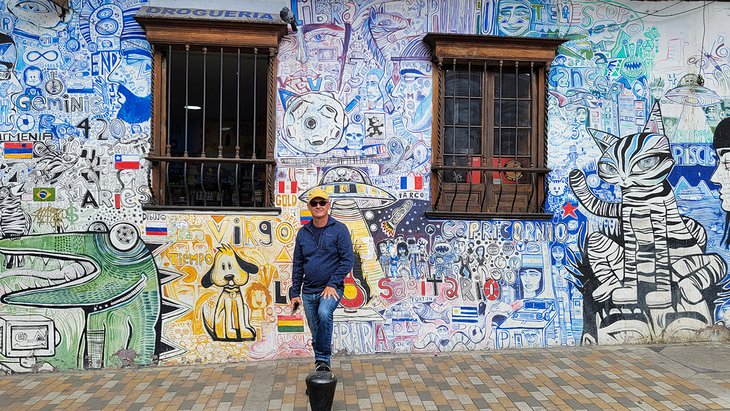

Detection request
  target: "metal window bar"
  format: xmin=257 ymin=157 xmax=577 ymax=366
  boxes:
xmin=496 ymin=60 xmax=504 ymax=211
xmin=251 ymin=48 xmax=258 ymax=207
xmin=165 ymin=45 xmax=172 ymax=204
xmin=480 ymin=60 xmax=488 ymax=212
xmin=509 ymin=61 xmax=519 ymax=213
xmin=152 ymin=45 xmax=274 ymax=208
xmin=465 ymin=60 xmax=475 ymax=209
xmin=235 ymin=48 xmax=240 ymax=206
xmin=448 ymin=58 xmax=458 ymax=211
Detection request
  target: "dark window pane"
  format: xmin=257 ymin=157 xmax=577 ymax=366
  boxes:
xmin=497 ymin=72 xmax=516 ymax=99
xmin=470 ymin=69 xmax=482 ymax=97
xmin=516 ymin=129 xmax=530 ymax=155
xmin=517 ymin=72 xmax=530 ymax=98
xmin=470 ymin=127 xmax=482 ymax=155
xmin=447 ymin=69 xmax=479 ymax=97
xmin=495 ymin=101 xmax=530 ymax=127
xmin=168 ymin=46 xmax=268 ymax=160
xmin=495 ymin=128 xmax=516 ymax=156
xmin=469 ymin=100 xmax=482 ymax=126
xmin=445 ymin=98 xmax=454 ymax=124
xmin=495 ymin=70 xmax=530 ymax=99
xmin=496 ymin=101 xmax=517 ymax=127
xmin=518 ymin=101 xmax=531 ymax=127
xmin=446 ymin=98 xmax=482 ymax=126
xmin=444 ymin=127 xmax=470 ymax=155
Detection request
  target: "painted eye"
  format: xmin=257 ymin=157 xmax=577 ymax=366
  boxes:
xmin=637 ymin=156 xmax=660 ymax=170
xmin=598 ymin=162 xmax=617 ymax=175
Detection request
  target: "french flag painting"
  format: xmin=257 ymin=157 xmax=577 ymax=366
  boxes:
xmin=115 ymin=154 xmax=140 ymax=170
xmin=400 ymin=175 xmax=423 ymax=190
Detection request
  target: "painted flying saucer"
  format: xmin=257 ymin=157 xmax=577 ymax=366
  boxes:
xmin=299 ymin=166 xmax=396 ymax=209
xmin=664 ymin=74 xmax=721 ymax=107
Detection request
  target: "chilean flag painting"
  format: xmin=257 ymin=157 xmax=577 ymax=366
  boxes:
xmin=114 ymin=154 xmax=140 ymax=170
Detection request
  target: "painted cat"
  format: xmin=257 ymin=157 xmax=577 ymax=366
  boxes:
xmin=569 ymin=103 xmax=725 ymax=327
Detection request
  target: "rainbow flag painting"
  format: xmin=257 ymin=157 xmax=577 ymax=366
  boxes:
xmin=300 ymin=209 xmax=312 ymax=225
xmin=277 ymin=315 xmax=304 ymax=333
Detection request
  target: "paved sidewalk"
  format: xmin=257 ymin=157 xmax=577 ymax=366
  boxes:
xmin=1 ymin=343 xmax=729 ymax=410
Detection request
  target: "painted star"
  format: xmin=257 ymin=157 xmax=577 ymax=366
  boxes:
xmin=562 ymin=202 xmax=578 ymax=219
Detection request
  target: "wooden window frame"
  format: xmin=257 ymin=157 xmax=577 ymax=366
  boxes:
xmin=423 ymin=34 xmax=566 ymax=220
xmin=136 ymin=16 xmax=287 ymax=211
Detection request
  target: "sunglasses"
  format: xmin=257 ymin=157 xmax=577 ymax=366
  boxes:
xmin=309 ymin=199 xmax=328 ymax=207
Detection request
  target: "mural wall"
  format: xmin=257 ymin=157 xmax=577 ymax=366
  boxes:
xmin=0 ymin=0 xmax=728 ymax=372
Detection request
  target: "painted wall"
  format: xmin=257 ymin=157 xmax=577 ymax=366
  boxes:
xmin=0 ymin=0 xmax=728 ymax=373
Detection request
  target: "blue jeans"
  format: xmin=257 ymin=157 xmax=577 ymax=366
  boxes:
xmin=302 ymin=288 xmax=343 ymax=365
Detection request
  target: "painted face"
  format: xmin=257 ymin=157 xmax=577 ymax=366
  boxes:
xmin=366 ymin=72 xmax=382 ymax=102
xmin=8 ymin=0 xmax=65 ymax=29
xmin=0 ymin=36 xmax=21 ymax=95
xmin=590 ymin=20 xmax=624 ymax=51
xmin=294 ymin=168 xmax=318 ymax=191
xmin=108 ymin=49 xmax=151 ymax=97
xmin=711 ymin=149 xmax=730 ymax=211
xmin=552 ymin=246 xmax=565 ymax=262
xmin=294 ymin=24 xmax=347 ymax=92
xmin=391 ymin=62 xmax=433 ymax=133
xmin=24 ymin=67 xmax=42 ymax=87
xmin=520 ymin=268 xmax=541 ymax=297
xmin=497 ymin=1 xmax=532 ymax=36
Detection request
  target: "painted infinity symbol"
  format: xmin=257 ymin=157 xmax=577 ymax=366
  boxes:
xmin=26 ymin=50 xmax=59 ymax=62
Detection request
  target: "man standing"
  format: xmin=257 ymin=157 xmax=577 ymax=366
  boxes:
xmin=290 ymin=187 xmax=354 ymax=372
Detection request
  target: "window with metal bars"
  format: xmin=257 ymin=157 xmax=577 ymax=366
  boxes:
xmin=156 ymin=45 xmax=270 ymax=208
xmin=424 ymin=34 xmax=566 ymax=218
xmin=136 ymin=15 xmax=286 ymax=210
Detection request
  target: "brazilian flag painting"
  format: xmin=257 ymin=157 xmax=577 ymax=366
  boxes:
xmin=33 ymin=188 xmax=56 ymax=202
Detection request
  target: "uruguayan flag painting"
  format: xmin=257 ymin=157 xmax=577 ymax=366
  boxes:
xmin=452 ymin=306 xmax=479 ymax=323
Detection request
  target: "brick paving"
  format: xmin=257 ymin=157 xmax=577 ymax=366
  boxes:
xmin=0 ymin=344 xmax=729 ymax=410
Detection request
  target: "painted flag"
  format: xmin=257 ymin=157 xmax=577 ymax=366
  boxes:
xmin=145 ymin=222 xmax=168 ymax=236
xmin=400 ymin=175 xmax=423 ymax=190
xmin=278 ymin=180 xmax=297 ymax=194
xmin=4 ymin=142 xmax=33 ymax=159
xmin=277 ymin=315 xmax=304 ymax=332
xmin=300 ymin=209 xmax=312 ymax=225
xmin=452 ymin=306 xmax=479 ymax=324
xmin=114 ymin=154 xmax=140 ymax=170
xmin=33 ymin=187 xmax=55 ymax=202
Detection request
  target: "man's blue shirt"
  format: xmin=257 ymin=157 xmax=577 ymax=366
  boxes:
xmin=290 ymin=216 xmax=354 ymax=298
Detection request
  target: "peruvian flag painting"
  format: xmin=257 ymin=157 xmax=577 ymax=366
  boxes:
xmin=278 ymin=180 xmax=298 ymax=194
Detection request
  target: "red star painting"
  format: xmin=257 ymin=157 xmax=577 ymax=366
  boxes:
xmin=561 ymin=202 xmax=578 ymax=218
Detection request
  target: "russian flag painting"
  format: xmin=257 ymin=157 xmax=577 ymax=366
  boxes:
xmin=145 ymin=222 xmax=168 ymax=236
xmin=4 ymin=142 xmax=33 ymax=159
xmin=400 ymin=175 xmax=423 ymax=190
xmin=115 ymin=154 xmax=140 ymax=170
